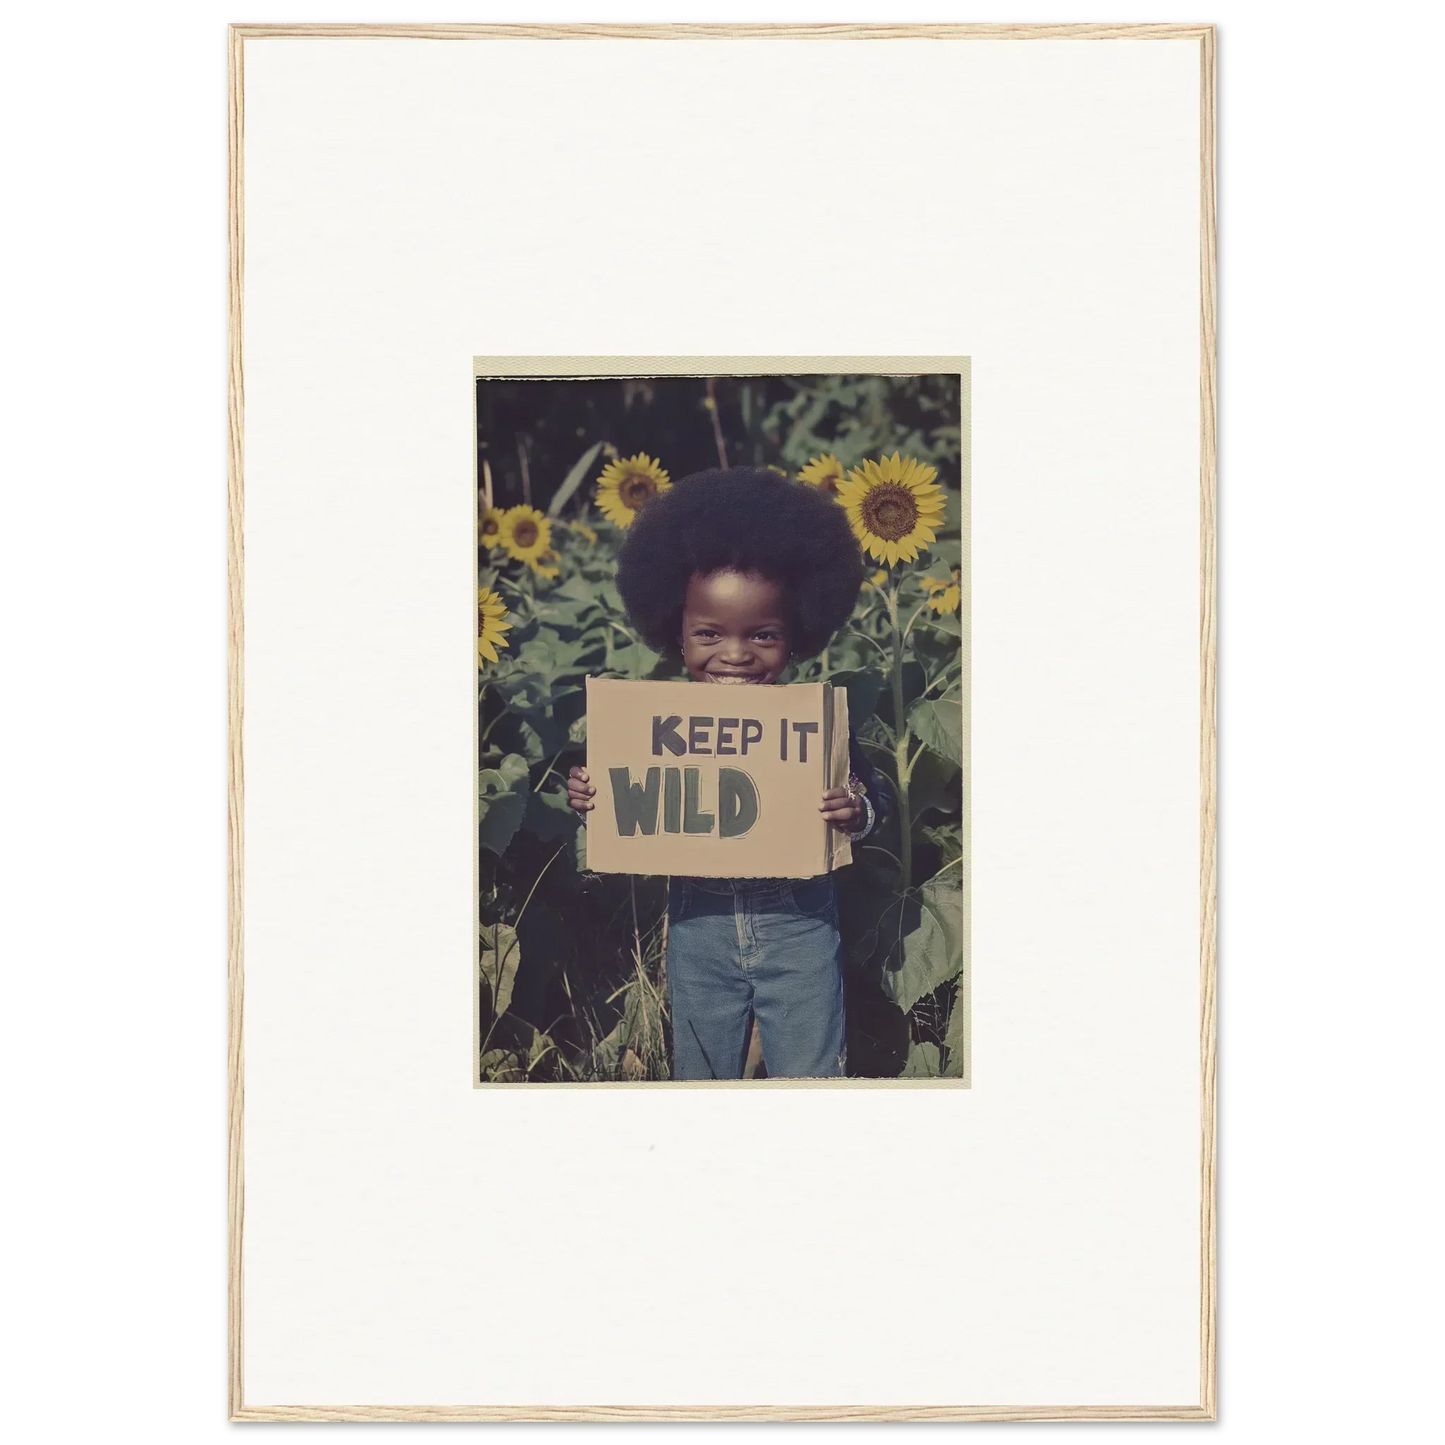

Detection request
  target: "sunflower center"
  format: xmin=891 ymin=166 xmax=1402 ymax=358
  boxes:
xmin=619 ymin=475 xmax=656 ymax=507
xmin=512 ymin=519 xmax=538 ymax=548
xmin=861 ymin=484 xmax=918 ymax=540
xmin=481 ymin=516 xmax=498 ymax=537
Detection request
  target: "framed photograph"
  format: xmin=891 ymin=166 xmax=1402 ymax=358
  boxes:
xmin=230 ymin=23 xmax=1215 ymax=1422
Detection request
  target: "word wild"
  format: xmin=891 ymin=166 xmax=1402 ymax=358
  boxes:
xmin=609 ymin=765 xmax=761 ymax=839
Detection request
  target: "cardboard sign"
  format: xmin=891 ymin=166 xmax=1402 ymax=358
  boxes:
xmin=584 ymin=677 xmax=853 ymax=878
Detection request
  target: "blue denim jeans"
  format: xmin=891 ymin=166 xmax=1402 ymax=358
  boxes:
xmin=666 ymin=875 xmax=846 ymax=1080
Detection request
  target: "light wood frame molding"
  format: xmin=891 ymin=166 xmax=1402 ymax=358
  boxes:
xmin=228 ymin=21 xmax=1217 ymax=1423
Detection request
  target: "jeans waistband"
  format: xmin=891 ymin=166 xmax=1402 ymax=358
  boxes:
xmin=685 ymin=876 xmax=789 ymax=895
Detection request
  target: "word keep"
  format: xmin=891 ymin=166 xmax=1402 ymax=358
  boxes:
xmin=649 ymin=713 xmax=819 ymax=763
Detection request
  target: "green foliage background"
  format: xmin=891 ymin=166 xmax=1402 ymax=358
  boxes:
xmin=477 ymin=374 xmax=967 ymax=1081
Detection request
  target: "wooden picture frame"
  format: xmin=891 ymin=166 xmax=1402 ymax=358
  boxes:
xmin=229 ymin=22 xmax=1215 ymax=1421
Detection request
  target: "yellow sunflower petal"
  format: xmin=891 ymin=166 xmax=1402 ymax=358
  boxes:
xmin=799 ymin=453 xmax=848 ymax=496
xmin=595 ymin=452 xmax=671 ymax=529
xmin=478 ymin=506 xmax=507 ymax=550
xmin=497 ymin=506 xmax=551 ymax=564
xmin=841 ymin=453 xmax=946 ymax=565
xmin=477 ymin=586 xmax=512 ymax=666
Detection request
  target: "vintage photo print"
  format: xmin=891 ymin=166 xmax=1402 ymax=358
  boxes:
xmin=476 ymin=364 xmax=969 ymax=1084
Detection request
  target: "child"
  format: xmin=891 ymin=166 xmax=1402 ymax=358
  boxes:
xmin=566 ymin=468 xmax=888 ymax=1080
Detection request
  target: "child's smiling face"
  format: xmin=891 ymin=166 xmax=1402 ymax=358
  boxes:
xmin=680 ymin=569 xmax=791 ymax=685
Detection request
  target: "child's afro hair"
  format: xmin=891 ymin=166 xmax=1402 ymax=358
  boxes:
xmin=615 ymin=467 xmax=865 ymax=659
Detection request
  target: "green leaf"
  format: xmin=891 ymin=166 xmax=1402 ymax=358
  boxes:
xmin=513 ymin=719 xmax=545 ymax=762
xmin=479 ymin=1047 xmax=525 ymax=1082
xmin=827 ymin=631 xmax=877 ymax=672
xmin=901 ymin=1041 xmax=943 ymax=1077
xmin=547 ymin=636 xmax=599 ymax=675
xmin=479 ymin=922 xmax=521 ymax=1019
xmin=921 ymin=823 xmax=963 ymax=869
xmin=527 ymin=1027 xmax=559 ymax=1075
xmin=477 ymin=754 xmax=527 ymax=801
xmin=547 ymin=442 xmax=604 ymax=517
xmin=529 ymin=596 xmax=594 ymax=629
xmin=916 ymin=610 xmax=962 ymax=639
xmin=943 ymin=991 xmax=967 ymax=1078
xmin=493 ymin=753 xmax=530 ymax=790
xmin=502 ymin=682 xmax=580 ymax=716
xmin=478 ymin=790 xmax=526 ymax=855
xmin=489 ymin=670 xmax=552 ymax=712
xmin=908 ymin=744 xmax=960 ymax=823
xmin=909 ymin=692 xmax=963 ymax=769
xmin=832 ymin=668 xmax=886 ymax=728
xmin=880 ymin=871 xmax=965 ymax=1014
xmin=478 ymin=752 xmax=530 ymax=856
xmin=556 ymin=572 xmax=602 ymax=604
xmin=608 ymin=640 xmax=661 ymax=678
xmin=525 ymin=787 xmax=580 ymax=843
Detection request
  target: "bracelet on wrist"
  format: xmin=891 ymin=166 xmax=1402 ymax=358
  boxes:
xmin=845 ymin=790 xmax=875 ymax=842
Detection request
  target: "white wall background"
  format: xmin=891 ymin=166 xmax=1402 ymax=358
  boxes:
xmin=238 ymin=28 xmax=1200 ymax=1411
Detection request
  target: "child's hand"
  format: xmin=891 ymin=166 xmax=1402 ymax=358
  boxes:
xmin=566 ymin=766 xmax=596 ymax=815
xmin=820 ymin=786 xmax=864 ymax=833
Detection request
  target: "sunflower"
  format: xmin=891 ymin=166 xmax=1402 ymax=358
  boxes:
xmin=798 ymin=453 xmax=846 ymax=497
xmin=528 ymin=547 xmax=561 ymax=580
xmin=838 ymin=452 xmax=946 ymax=564
xmin=925 ymin=569 xmax=961 ymax=614
xmin=568 ymin=519 xmax=598 ymax=546
xmin=478 ymin=506 xmax=506 ymax=551
xmin=595 ymin=453 xmax=670 ymax=528
xmin=477 ymin=587 xmax=512 ymax=665
xmin=497 ymin=505 xmax=551 ymax=565
xmin=864 ymin=568 xmax=889 ymax=590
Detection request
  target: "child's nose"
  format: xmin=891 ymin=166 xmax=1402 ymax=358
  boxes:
xmin=719 ymin=637 xmax=753 ymax=663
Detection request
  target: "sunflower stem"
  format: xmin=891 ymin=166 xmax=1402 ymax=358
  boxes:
xmin=516 ymin=435 xmax=532 ymax=507
xmin=901 ymin=598 xmax=932 ymax=643
xmin=533 ymin=747 xmax=568 ymax=793
xmin=704 ymin=378 xmax=729 ymax=468
xmin=887 ymin=583 xmax=913 ymax=892
xmin=480 ymin=699 xmax=507 ymax=746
